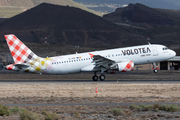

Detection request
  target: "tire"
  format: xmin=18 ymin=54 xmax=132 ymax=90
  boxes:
xmin=92 ymin=75 xmax=98 ymax=81
xmin=154 ymin=69 xmax=158 ymax=73
xmin=99 ymin=74 xmax=105 ymax=81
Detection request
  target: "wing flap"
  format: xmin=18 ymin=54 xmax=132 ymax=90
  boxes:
xmin=92 ymin=55 xmax=115 ymax=68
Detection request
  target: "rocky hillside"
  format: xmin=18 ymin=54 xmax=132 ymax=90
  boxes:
xmin=103 ymin=3 xmax=180 ymax=26
xmin=0 ymin=0 xmax=102 ymax=17
xmin=103 ymin=3 xmax=180 ymax=55
xmin=0 ymin=3 xmax=145 ymax=48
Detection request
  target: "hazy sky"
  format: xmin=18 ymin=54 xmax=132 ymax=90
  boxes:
xmin=74 ymin=0 xmax=180 ymax=10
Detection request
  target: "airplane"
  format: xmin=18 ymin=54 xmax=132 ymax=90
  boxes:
xmin=4 ymin=34 xmax=176 ymax=81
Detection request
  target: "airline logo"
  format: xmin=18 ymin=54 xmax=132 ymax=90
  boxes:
xmin=122 ymin=47 xmax=151 ymax=56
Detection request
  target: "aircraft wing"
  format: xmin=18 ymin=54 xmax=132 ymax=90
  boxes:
xmin=92 ymin=55 xmax=115 ymax=68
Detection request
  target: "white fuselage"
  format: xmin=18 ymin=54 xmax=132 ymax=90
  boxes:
xmin=42 ymin=44 xmax=176 ymax=74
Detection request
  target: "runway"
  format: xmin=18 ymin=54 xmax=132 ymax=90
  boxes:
xmin=0 ymin=80 xmax=179 ymax=84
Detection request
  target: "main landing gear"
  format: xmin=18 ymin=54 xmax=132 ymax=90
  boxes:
xmin=92 ymin=75 xmax=98 ymax=81
xmin=92 ymin=67 xmax=106 ymax=81
xmin=92 ymin=74 xmax=106 ymax=81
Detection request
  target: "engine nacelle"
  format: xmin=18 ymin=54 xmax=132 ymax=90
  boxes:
xmin=110 ymin=60 xmax=134 ymax=72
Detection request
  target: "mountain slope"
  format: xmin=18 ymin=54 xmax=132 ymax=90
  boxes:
xmin=0 ymin=0 xmax=102 ymax=17
xmin=0 ymin=0 xmax=34 ymax=7
xmin=0 ymin=3 xmax=145 ymax=48
xmin=103 ymin=3 xmax=180 ymax=55
xmin=103 ymin=3 xmax=180 ymax=26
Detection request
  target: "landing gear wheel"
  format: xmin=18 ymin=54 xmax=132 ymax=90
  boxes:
xmin=154 ymin=69 xmax=158 ymax=73
xmin=99 ymin=74 xmax=105 ymax=81
xmin=92 ymin=75 xmax=98 ymax=81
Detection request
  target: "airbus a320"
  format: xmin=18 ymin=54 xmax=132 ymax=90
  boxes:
xmin=5 ymin=34 xmax=176 ymax=81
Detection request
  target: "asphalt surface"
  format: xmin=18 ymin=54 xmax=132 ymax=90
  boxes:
xmin=0 ymin=80 xmax=179 ymax=84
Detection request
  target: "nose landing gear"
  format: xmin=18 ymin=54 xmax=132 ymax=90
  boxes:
xmin=154 ymin=69 xmax=158 ymax=73
xmin=152 ymin=62 xmax=158 ymax=73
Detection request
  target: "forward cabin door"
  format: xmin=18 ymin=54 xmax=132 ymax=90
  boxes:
xmin=152 ymin=46 xmax=158 ymax=56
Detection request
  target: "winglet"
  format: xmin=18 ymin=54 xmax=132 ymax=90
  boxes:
xmin=89 ymin=53 xmax=94 ymax=58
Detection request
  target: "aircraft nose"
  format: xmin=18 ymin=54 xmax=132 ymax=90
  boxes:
xmin=171 ymin=50 xmax=176 ymax=57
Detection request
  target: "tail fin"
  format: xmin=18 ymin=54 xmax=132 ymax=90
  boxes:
xmin=5 ymin=34 xmax=38 ymax=64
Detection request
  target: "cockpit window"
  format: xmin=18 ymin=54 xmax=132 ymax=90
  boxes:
xmin=162 ymin=47 xmax=168 ymax=50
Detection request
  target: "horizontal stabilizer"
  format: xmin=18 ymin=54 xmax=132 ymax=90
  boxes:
xmin=14 ymin=64 xmax=30 ymax=69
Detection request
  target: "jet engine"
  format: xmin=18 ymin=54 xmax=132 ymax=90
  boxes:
xmin=109 ymin=60 xmax=134 ymax=72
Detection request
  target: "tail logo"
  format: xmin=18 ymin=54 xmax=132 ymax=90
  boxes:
xmin=5 ymin=35 xmax=37 ymax=64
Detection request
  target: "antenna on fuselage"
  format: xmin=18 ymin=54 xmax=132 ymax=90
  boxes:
xmin=147 ymin=36 xmax=151 ymax=45
xmin=75 ymin=46 xmax=79 ymax=54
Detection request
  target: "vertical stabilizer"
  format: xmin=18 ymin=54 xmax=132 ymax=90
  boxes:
xmin=4 ymin=34 xmax=52 ymax=73
xmin=5 ymin=34 xmax=38 ymax=64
